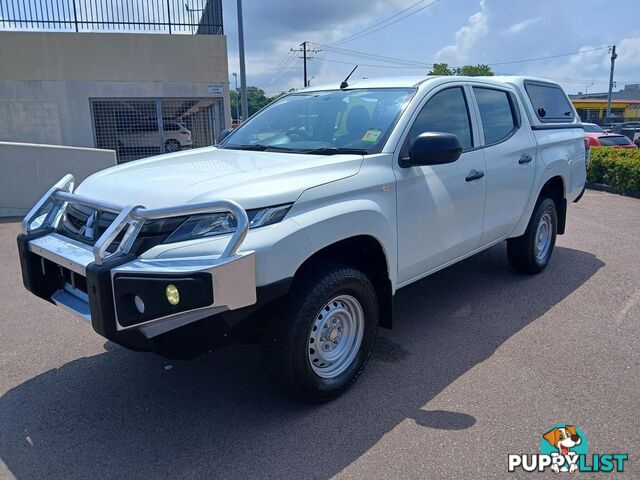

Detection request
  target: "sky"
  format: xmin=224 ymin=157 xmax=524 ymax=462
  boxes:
xmin=221 ymin=0 xmax=640 ymax=96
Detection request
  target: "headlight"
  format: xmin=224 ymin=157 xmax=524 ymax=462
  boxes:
xmin=165 ymin=204 xmax=292 ymax=243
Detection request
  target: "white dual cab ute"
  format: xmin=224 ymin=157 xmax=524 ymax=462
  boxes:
xmin=18 ymin=75 xmax=586 ymax=401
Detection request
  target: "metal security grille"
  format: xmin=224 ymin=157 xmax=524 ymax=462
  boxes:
xmin=0 ymin=0 xmax=223 ymax=34
xmin=91 ymin=98 xmax=222 ymax=163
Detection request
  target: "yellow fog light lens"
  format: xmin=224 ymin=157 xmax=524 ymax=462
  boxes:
xmin=165 ymin=284 xmax=180 ymax=305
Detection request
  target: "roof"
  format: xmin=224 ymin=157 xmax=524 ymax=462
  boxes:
xmin=300 ymin=76 xmax=432 ymax=91
xmin=299 ymin=75 xmax=560 ymax=92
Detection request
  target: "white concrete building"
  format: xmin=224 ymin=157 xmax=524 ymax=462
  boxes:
xmin=0 ymin=25 xmax=231 ymax=163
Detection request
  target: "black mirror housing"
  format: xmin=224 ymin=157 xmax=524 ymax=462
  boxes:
xmin=218 ymin=128 xmax=233 ymax=144
xmin=400 ymin=132 xmax=463 ymax=168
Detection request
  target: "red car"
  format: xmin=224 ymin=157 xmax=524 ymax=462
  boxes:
xmin=583 ymin=123 xmax=638 ymax=149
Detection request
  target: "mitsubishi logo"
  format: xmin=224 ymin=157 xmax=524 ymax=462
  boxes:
xmin=79 ymin=212 xmax=97 ymax=239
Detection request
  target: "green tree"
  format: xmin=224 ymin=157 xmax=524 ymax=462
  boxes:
xmin=428 ymin=63 xmax=456 ymax=76
xmin=428 ymin=63 xmax=494 ymax=76
xmin=230 ymin=87 xmax=298 ymax=121
xmin=456 ymin=64 xmax=494 ymax=76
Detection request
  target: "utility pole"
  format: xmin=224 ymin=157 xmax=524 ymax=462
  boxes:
xmin=236 ymin=0 xmax=249 ymax=122
xmin=606 ymin=45 xmax=617 ymax=119
xmin=232 ymin=72 xmax=240 ymax=123
xmin=291 ymin=42 xmax=321 ymax=87
xmin=303 ymin=42 xmax=307 ymax=88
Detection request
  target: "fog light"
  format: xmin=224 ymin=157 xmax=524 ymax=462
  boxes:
xmin=134 ymin=295 xmax=145 ymax=314
xmin=166 ymin=284 xmax=180 ymax=305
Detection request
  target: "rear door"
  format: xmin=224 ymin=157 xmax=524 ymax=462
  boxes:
xmin=394 ymin=84 xmax=486 ymax=284
xmin=469 ymin=85 xmax=536 ymax=245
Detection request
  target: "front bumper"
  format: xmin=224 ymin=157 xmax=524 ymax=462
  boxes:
xmin=18 ymin=174 xmax=256 ymax=350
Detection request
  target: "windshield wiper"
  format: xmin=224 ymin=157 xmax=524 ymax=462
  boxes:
xmin=302 ymin=147 xmax=369 ymax=155
xmin=225 ymin=144 xmax=298 ymax=152
xmin=225 ymin=144 xmax=368 ymax=155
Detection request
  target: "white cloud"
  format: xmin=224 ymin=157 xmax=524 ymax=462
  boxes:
xmin=617 ymin=35 xmax=640 ymax=69
xmin=505 ymin=16 xmax=542 ymax=35
xmin=435 ymin=0 xmax=489 ymax=64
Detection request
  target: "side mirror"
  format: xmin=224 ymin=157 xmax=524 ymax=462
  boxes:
xmin=218 ymin=128 xmax=233 ymax=144
xmin=400 ymin=132 xmax=463 ymax=168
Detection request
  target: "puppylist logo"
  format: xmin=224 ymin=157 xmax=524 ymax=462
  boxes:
xmin=508 ymin=424 xmax=629 ymax=473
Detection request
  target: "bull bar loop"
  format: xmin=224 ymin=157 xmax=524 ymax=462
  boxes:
xmin=22 ymin=174 xmax=250 ymax=265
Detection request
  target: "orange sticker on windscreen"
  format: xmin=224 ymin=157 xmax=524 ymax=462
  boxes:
xmin=362 ymin=128 xmax=383 ymax=142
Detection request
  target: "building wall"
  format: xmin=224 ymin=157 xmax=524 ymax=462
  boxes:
xmin=0 ymin=141 xmax=117 ymax=217
xmin=0 ymin=31 xmax=231 ymax=147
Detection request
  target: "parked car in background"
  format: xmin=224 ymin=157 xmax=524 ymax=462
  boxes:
xmin=601 ymin=117 xmax=621 ymax=132
xmin=582 ymin=122 xmax=605 ymax=133
xmin=118 ymin=121 xmax=192 ymax=154
xmin=611 ymin=121 xmax=640 ymax=144
xmin=585 ymin=131 xmax=638 ymax=149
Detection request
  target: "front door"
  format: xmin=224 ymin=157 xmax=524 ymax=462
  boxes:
xmin=395 ymin=85 xmax=486 ymax=285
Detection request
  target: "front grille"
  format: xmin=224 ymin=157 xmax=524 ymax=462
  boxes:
xmin=58 ymin=204 xmax=116 ymax=244
xmin=40 ymin=257 xmax=88 ymax=294
xmin=58 ymin=204 xmax=187 ymax=255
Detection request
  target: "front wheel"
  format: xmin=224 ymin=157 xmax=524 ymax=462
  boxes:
xmin=261 ymin=262 xmax=378 ymax=402
xmin=507 ymin=197 xmax=558 ymax=274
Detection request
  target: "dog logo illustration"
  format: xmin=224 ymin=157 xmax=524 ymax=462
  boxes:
xmin=542 ymin=425 xmax=584 ymax=473
xmin=509 ymin=423 xmax=627 ymax=473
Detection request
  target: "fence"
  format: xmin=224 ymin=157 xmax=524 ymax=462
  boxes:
xmin=0 ymin=0 xmax=222 ymax=34
xmin=91 ymin=98 xmax=223 ymax=163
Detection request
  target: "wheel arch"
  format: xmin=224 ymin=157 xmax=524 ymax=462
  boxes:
xmin=294 ymin=234 xmax=393 ymax=329
xmin=511 ymin=172 xmax=568 ymax=238
xmin=538 ymin=175 xmax=567 ymax=235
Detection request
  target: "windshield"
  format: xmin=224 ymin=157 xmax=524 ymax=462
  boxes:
xmin=221 ymin=88 xmax=415 ymax=154
xmin=583 ymin=123 xmax=604 ymax=133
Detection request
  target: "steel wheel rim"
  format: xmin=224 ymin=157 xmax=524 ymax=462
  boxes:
xmin=535 ymin=212 xmax=552 ymax=261
xmin=308 ymin=294 xmax=365 ymax=379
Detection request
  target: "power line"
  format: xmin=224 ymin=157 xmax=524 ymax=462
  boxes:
xmin=317 ymin=44 xmax=614 ymax=71
xmin=319 ymin=58 xmax=636 ymax=87
xmin=316 ymin=44 xmax=431 ymax=67
xmin=257 ymin=54 xmax=295 ymax=87
xmin=257 ymin=52 xmax=300 ymax=91
xmin=271 ymin=50 xmax=296 ymax=73
xmin=328 ymin=0 xmax=440 ymax=46
xmin=485 ymin=46 xmax=610 ymax=66
xmin=318 ymin=57 xmax=427 ymax=69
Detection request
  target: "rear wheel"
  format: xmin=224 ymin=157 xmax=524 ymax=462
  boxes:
xmin=507 ymin=197 xmax=558 ymax=274
xmin=261 ymin=262 xmax=378 ymax=402
xmin=164 ymin=139 xmax=181 ymax=153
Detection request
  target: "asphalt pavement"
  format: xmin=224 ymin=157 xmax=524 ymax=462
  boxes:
xmin=1 ymin=189 xmax=639 ymax=479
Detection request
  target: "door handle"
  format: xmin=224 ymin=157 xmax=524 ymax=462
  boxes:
xmin=518 ymin=153 xmax=533 ymax=164
xmin=465 ymin=170 xmax=485 ymax=182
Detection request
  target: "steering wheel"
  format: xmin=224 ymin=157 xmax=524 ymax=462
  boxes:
xmin=287 ymin=131 xmax=311 ymax=142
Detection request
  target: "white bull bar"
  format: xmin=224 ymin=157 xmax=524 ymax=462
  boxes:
xmin=21 ymin=174 xmax=257 ymax=337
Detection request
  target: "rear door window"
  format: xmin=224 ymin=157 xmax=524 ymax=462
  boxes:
xmin=473 ymin=87 xmax=519 ymax=144
xmin=524 ymin=82 xmax=574 ymax=122
xmin=598 ymin=135 xmax=632 ymax=146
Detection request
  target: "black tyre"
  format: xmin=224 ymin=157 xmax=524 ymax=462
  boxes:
xmin=261 ymin=262 xmax=378 ymax=402
xmin=165 ymin=139 xmax=181 ymax=153
xmin=507 ymin=197 xmax=558 ymax=274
